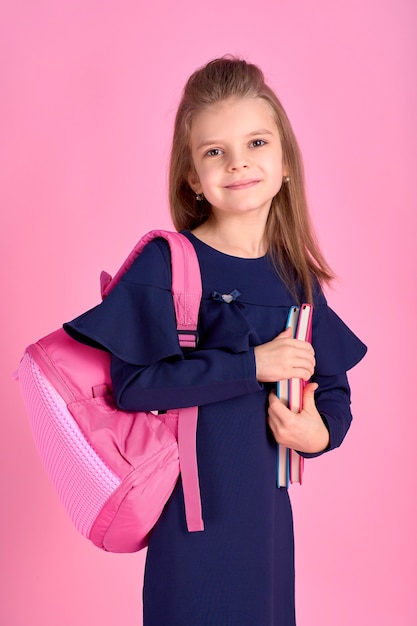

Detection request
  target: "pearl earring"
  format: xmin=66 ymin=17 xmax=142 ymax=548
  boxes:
xmin=196 ymin=193 xmax=204 ymax=201
xmin=283 ymin=176 xmax=290 ymax=184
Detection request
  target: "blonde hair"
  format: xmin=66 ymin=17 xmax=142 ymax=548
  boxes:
xmin=169 ymin=57 xmax=334 ymax=302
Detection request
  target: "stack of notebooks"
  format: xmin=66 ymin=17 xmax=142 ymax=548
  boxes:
xmin=276 ymin=304 xmax=313 ymax=488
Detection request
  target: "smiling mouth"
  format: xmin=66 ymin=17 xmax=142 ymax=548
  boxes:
xmin=225 ymin=179 xmax=260 ymax=190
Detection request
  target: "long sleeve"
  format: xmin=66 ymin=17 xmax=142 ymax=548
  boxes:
xmin=111 ymin=348 xmax=261 ymax=412
xmin=300 ymin=370 xmax=353 ymax=458
xmin=299 ymin=292 xmax=367 ymax=457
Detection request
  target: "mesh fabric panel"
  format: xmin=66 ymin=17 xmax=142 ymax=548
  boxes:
xmin=19 ymin=352 xmax=121 ymax=537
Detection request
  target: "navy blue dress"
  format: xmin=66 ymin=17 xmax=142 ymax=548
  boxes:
xmin=65 ymin=232 xmax=366 ymax=626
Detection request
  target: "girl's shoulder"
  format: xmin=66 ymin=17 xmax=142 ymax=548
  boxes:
xmin=121 ymin=237 xmax=173 ymax=289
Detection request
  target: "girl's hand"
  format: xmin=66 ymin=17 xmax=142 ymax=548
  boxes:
xmin=254 ymin=327 xmax=315 ymax=383
xmin=267 ymin=383 xmax=330 ymax=454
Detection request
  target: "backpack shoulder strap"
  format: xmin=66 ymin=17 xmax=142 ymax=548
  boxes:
xmin=101 ymin=230 xmax=204 ymax=533
xmin=100 ymin=230 xmax=202 ymax=349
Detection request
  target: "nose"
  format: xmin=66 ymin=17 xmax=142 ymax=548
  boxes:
xmin=226 ymin=149 xmax=249 ymax=171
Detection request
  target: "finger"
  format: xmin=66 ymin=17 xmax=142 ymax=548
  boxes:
xmin=268 ymin=392 xmax=297 ymax=445
xmin=302 ymin=382 xmax=319 ymax=411
xmin=294 ymin=369 xmax=315 ymax=382
xmin=276 ymin=326 xmax=294 ymax=339
xmin=289 ymin=355 xmax=315 ymax=380
xmin=269 ymin=391 xmax=291 ymax=419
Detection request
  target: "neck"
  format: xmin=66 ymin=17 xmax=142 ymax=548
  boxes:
xmin=192 ymin=212 xmax=268 ymax=258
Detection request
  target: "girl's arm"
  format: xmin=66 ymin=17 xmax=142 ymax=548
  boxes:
xmin=111 ymin=348 xmax=261 ymax=412
xmin=112 ymin=324 xmax=317 ymax=412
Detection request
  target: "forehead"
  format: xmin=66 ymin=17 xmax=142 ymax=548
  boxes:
xmin=189 ymin=97 xmax=278 ymax=142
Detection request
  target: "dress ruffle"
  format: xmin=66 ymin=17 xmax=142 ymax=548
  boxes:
xmin=64 ymin=282 xmax=183 ymax=365
xmin=197 ymin=298 xmax=260 ymax=353
xmin=64 ymin=233 xmax=366 ymax=378
xmin=196 ymin=295 xmax=366 ymax=377
xmin=312 ymin=304 xmax=367 ymax=375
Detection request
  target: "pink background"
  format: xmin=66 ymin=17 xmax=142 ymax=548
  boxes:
xmin=1 ymin=1 xmax=416 ymax=624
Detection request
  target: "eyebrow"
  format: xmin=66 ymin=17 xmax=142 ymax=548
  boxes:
xmin=196 ymin=128 xmax=275 ymax=151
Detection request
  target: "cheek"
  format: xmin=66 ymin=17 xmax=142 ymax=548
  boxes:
xmin=269 ymin=158 xmax=284 ymax=193
xmin=198 ymin=163 xmax=218 ymax=186
xmin=270 ymin=156 xmax=284 ymax=179
xmin=189 ymin=152 xmax=207 ymax=185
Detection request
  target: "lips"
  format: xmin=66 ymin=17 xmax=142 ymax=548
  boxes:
xmin=225 ymin=179 xmax=260 ymax=190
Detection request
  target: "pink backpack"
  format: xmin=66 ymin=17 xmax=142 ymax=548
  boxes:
xmin=16 ymin=230 xmax=204 ymax=552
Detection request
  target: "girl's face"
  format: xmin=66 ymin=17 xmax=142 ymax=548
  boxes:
xmin=188 ymin=97 xmax=287 ymax=221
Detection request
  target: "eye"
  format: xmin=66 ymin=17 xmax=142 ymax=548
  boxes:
xmin=249 ymin=139 xmax=266 ymax=148
xmin=205 ymin=148 xmax=223 ymax=157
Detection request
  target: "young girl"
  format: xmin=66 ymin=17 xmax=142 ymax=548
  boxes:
xmin=65 ymin=57 xmax=367 ymax=625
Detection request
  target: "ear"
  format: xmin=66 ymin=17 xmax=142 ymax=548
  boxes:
xmin=188 ymin=169 xmax=202 ymax=195
xmin=282 ymin=163 xmax=289 ymax=178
